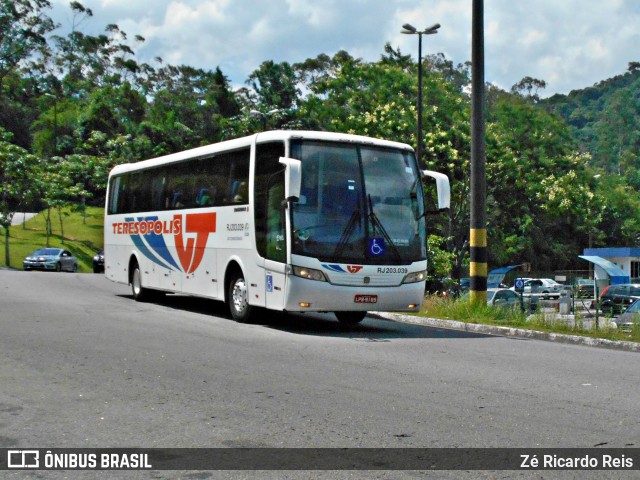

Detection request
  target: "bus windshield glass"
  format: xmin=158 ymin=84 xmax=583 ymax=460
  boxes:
xmin=290 ymin=140 xmax=427 ymax=265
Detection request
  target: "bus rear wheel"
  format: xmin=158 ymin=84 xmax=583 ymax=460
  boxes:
xmin=228 ymin=271 xmax=253 ymax=322
xmin=335 ymin=311 xmax=367 ymax=325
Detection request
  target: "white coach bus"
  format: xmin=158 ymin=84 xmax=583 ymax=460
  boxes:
xmin=104 ymin=130 xmax=449 ymax=324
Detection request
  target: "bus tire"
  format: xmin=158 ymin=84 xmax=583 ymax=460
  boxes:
xmin=130 ymin=261 xmax=150 ymax=302
xmin=228 ymin=270 xmax=253 ymax=323
xmin=335 ymin=311 xmax=367 ymax=325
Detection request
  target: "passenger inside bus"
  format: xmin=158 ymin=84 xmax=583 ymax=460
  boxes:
xmin=172 ymin=192 xmax=184 ymax=209
xmin=196 ymin=188 xmax=211 ymax=206
xmin=233 ymin=181 xmax=248 ymax=203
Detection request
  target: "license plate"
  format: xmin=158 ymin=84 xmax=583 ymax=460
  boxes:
xmin=354 ymin=294 xmax=377 ymax=304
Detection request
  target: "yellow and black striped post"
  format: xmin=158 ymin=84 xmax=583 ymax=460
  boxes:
xmin=469 ymin=228 xmax=487 ymax=303
xmin=470 ymin=0 xmax=487 ymax=304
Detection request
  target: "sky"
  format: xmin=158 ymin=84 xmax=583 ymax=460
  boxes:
xmin=49 ymin=0 xmax=640 ymax=98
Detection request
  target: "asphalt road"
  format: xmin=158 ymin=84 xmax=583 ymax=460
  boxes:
xmin=1 ymin=270 xmax=639 ymax=478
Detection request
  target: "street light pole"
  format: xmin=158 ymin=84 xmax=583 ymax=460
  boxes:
xmin=401 ymin=22 xmax=440 ymax=166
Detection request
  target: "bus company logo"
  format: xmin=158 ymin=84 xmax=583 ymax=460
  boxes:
xmin=113 ymin=212 xmax=216 ymax=274
xmin=322 ymin=264 xmax=363 ymax=274
xmin=8 ymin=450 xmax=39 ymax=468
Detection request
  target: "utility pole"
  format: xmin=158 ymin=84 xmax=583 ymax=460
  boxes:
xmin=469 ymin=0 xmax=487 ymax=303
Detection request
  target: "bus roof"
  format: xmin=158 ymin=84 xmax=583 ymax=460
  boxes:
xmin=108 ymin=130 xmax=415 ymax=176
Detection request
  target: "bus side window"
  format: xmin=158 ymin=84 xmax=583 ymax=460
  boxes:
xmin=150 ymin=169 xmax=167 ymax=211
xmin=108 ymin=176 xmax=122 ymax=214
xmin=218 ymin=148 xmax=249 ymax=205
xmin=193 ymin=157 xmax=216 ymax=207
xmin=117 ymin=175 xmax=130 ymax=213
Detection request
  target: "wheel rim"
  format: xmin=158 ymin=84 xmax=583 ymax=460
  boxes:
xmin=132 ymin=268 xmax=142 ymax=296
xmin=232 ymin=278 xmax=248 ymax=314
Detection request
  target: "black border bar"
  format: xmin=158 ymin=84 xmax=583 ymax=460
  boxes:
xmin=2 ymin=448 xmax=639 ymax=471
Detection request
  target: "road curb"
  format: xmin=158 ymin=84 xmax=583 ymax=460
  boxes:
xmin=375 ymin=312 xmax=640 ymax=353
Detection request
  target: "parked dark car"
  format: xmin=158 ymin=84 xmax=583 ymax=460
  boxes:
xmin=575 ymin=278 xmax=595 ymax=298
xmin=93 ymin=250 xmax=104 ymax=273
xmin=23 ymin=248 xmax=78 ymax=272
xmin=599 ymin=283 xmax=640 ymax=315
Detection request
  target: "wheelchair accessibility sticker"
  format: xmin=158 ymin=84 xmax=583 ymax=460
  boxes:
xmin=368 ymin=238 xmax=385 ymax=256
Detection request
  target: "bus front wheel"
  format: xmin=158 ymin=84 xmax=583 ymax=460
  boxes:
xmin=335 ymin=311 xmax=367 ymax=325
xmin=131 ymin=262 xmax=149 ymax=302
xmin=228 ymin=271 xmax=253 ymax=322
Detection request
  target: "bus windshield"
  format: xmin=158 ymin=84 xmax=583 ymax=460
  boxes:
xmin=290 ymin=140 xmax=427 ymax=265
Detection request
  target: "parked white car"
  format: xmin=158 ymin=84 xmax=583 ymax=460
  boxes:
xmin=511 ymin=278 xmax=565 ymax=299
xmin=462 ymin=288 xmax=522 ymax=309
xmin=23 ymin=248 xmax=78 ymax=272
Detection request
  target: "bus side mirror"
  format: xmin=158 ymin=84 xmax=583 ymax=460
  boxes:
xmin=421 ymin=170 xmax=450 ymax=211
xmin=279 ymin=157 xmax=302 ymax=203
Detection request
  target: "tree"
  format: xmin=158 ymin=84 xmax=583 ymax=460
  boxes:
xmin=0 ymin=0 xmax=56 ymax=87
xmin=33 ymin=155 xmax=89 ymax=245
xmin=0 ymin=129 xmax=40 ymax=265
xmin=426 ymin=234 xmax=455 ymax=283
xmin=511 ymin=76 xmax=547 ymax=102
xmin=32 ymin=93 xmax=80 ymax=157
xmin=143 ymin=64 xmax=242 ymax=152
xmin=485 ymin=91 xmax=598 ymax=271
xmin=593 ymin=88 xmax=640 ymax=174
xmin=595 ymin=175 xmax=640 ymax=247
xmin=77 ymin=82 xmax=147 ymax=141
xmin=0 ymin=72 xmax=42 ymax=149
xmin=212 ymin=67 xmax=241 ymax=118
xmin=48 ymin=4 xmax=148 ymax=96
xmin=217 ymin=60 xmax=303 ymax=138
xmin=246 ymin=60 xmax=300 ymax=112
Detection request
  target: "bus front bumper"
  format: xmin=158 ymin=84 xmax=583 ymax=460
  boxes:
xmin=284 ymin=276 xmax=424 ymax=313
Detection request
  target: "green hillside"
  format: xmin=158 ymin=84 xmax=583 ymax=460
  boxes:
xmin=3 ymin=207 xmax=104 ymax=273
xmin=541 ymin=67 xmax=640 ymax=177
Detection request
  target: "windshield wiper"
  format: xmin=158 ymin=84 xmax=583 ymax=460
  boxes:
xmin=332 ymin=208 xmax=361 ymax=259
xmin=367 ymin=195 xmax=402 ymax=261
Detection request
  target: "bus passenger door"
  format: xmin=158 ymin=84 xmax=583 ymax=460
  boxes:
xmin=254 ymin=141 xmax=287 ymax=311
xmin=264 ymin=173 xmax=287 ymax=310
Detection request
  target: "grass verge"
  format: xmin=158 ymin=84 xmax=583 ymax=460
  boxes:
xmin=420 ymin=295 xmax=640 ymax=343
xmin=1 ymin=207 xmax=104 ymax=273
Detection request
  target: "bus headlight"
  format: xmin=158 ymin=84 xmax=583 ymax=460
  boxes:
xmin=402 ymin=271 xmax=426 ymax=284
xmin=292 ymin=266 xmax=327 ymax=282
